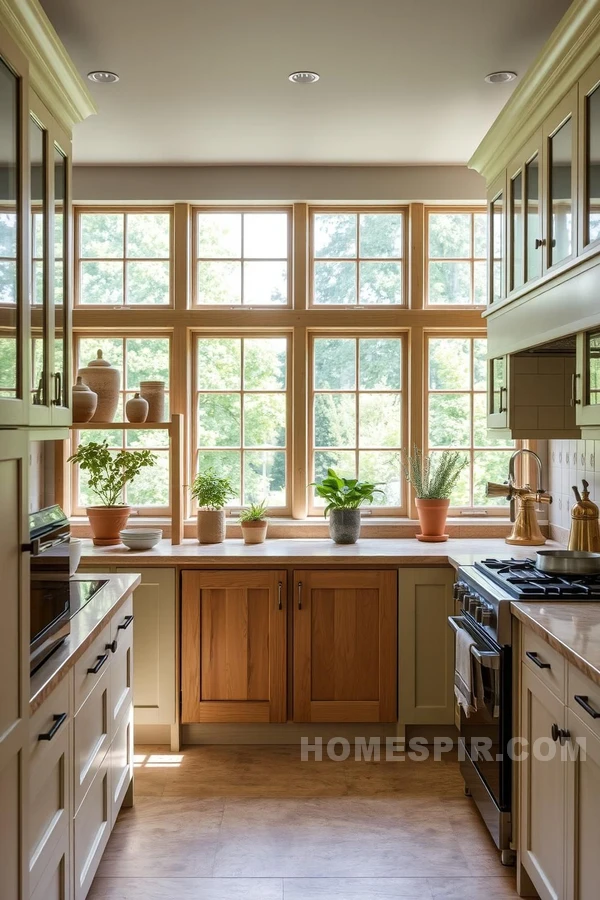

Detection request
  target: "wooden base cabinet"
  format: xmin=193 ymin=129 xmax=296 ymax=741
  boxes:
xmin=293 ymin=570 xmax=397 ymax=723
xmin=181 ymin=570 xmax=287 ymax=723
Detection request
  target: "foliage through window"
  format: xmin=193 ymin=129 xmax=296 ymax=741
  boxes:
xmin=311 ymin=336 xmax=403 ymax=510
xmin=77 ymin=211 xmax=171 ymax=305
xmin=427 ymin=211 xmax=487 ymax=305
xmin=0 ymin=209 xmax=17 ymax=397
xmin=311 ymin=211 xmax=404 ymax=305
xmin=194 ymin=210 xmax=289 ymax=305
xmin=195 ymin=336 xmax=289 ymax=507
xmin=427 ymin=336 xmax=514 ymax=508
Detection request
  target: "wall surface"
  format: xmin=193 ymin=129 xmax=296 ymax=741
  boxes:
xmin=548 ymin=439 xmax=600 ymax=543
xmin=72 ymin=165 xmax=485 ymax=203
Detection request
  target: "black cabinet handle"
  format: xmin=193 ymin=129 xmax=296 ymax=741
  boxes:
xmin=526 ymin=650 xmax=551 ymax=670
xmin=277 ymin=582 xmax=282 ymax=611
xmin=574 ymin=695 xmax=600 ymax=720
xmin=38 ymin=712 xmax=67 ymax=741
xmin=551 ymin=722 xmax=570 ymax=744
xmin=117 ymin=615 xmax=134 ymax=631
xmin=106 ymin=640 xmax=118 ymax=654
xmin=298 ymin=581 xmax=303 ymax=610
xmin=87 ymin=653 xmax=109 ymax=674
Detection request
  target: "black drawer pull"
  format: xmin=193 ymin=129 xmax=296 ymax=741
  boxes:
xmin=526 ymin=651 xmax=551 ymax=670
xmin=574 ymin=695 xmax=600 ymax=720
xmin=117 ymin=615 xmax=134 ymax=631
xmin=38 ymin=712 xmax=67 ymax=741
xmin=87 ymin=653 xmax=109 ymax=674
xmin=106 ymin=640 xmax=118 ymax=654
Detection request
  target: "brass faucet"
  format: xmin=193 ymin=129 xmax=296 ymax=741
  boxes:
xmin=487 ymin=481 xmax=552 ymax=546
xmin=568 ymin=480 xmax=600 ymax=552
xmin=507 ymin=449 xmax=544 ymax=522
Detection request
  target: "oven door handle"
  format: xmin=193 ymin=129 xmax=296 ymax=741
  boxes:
xmin=448 ymin=615 xmax=501 ymax=670
xmin=27 ymin=531 xmax=70 ymax=557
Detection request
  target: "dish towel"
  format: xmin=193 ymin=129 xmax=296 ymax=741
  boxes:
xmin=454 ymin=627 xmax=480 ymax=717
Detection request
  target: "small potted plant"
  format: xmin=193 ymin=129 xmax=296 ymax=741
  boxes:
xmin=68 ymin=441 xmax=156 ymax=546
xmin=311 ymin=468 xmax=383 ymax=544
xmin=239 ymin=500 xmax=268 ymax=544
xmin=403 ymin=447 xmax=468 ymax=542
xmin=191 ymin=468 xmax=235 ymax=544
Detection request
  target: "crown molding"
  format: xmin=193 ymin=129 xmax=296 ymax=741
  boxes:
xmin=469 ymin=0 xmax=600 ymax=183
xmin=0 ymin=0 xmax=96 ymax=132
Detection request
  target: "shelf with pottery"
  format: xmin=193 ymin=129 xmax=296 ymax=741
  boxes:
xmin=70 ymin=422 xmax=172 ymax=430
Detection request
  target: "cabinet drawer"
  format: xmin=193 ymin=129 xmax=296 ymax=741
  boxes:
xmin=109 ymin=604 xmax=133 ymax=733
xmin=74 ymin=623 xmax=111 ymax=714
xmin=522 ymin=627 xmax=566 ymax=701
xmin=28 ymin=675 xmax=71 ymax=896
xmin=30 ymin=821 xmax=70 ymax=900
xmin=568 ymin=664 xmax=600 ymax=740
xmin=110 ymin=703 xmax=133 ymax=828
xmin=111 ymin=594 xmax=134 ymax=642
xmin=74 ymin=755 xmax=110 ymax=900
xmin=74 ymin=668 xmax=109 ymax=813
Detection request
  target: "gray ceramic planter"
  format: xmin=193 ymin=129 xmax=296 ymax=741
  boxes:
xmin=328 ymin=508 xmax=361 ymax=544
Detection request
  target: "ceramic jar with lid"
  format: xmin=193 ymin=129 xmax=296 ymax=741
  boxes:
xmin=72 ymin=376 xmax=98 ymax=423
xmin=126 ymin=392 xmax=149 ymax=424
xmin=140 ymin=380 xmax=166 ymax=422
xmin=78 ymin=349 xmax=120 ymax=422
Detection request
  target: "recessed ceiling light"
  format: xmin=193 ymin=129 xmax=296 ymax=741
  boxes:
xmin=484 ymin=71 xmax=517 ymax=84
xmin=87 ymin=71 xmax=120 ymax=84
xmin=288 ymin=71 xmax=320 ymax=85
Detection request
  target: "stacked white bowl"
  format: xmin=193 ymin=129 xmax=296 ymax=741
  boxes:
xmin=119 ymin=527 xmax=163 ymax=550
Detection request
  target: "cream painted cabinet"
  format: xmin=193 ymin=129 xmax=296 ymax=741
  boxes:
xmin=574 ymin=329 xmax=600 ymax=434
xmin=565 ymin=708 xmax=600 ymax=900
xmin=578 ymin=56 xmax=600 ymax=255
xmin=398 ymin=567 xmax=455 ymax=725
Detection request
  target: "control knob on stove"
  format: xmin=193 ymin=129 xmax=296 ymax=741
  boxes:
xmin=481 ymin=609 xmax=494 ymax=626
xmin=468 ymin=595 xmax=482 ymax=616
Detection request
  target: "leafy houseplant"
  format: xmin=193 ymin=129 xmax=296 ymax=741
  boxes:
xmin=311 ymin=468 xmax=384 ymax=544
xmin=239 ymin=500 xmax=268 ymax=545
xmin=191 ymin=468 xmax=236 ymax=544
xmin=403 ymin=447 xmax=468 ymax=542
xmin=68 ymin=441 xmax=156 ymax=545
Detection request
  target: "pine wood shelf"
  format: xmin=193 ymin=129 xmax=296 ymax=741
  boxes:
xmin=70 ymin=422 xmax=172 ymax=429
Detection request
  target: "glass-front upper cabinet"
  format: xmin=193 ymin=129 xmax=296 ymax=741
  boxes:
xmin=30 ymin=115 xmax=47 ymax=411
xmin=579 ymin=57 xmax=600 ymax=253
xmin=507 ymin=132 xmax=544 ymax=296
xmin=543 ymin=87 xmax=578 ymax=271
xmin=488 ymin=173 xmax=506 ymax=305
xmin=53 ymin=142 xmax=69 ymax=420
xmin=488 ymin=355 xmax=509 ymax=429
xmin=576 ymin=330 xmax=600 ymax=429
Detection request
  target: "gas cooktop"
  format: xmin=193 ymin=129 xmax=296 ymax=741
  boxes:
xmin=474 ymin=558 xmax=600 ymax=600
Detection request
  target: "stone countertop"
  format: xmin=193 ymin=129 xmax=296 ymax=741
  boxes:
xmin=79 ymin=537 xmax=564 ymax=568
xmin=511 ymin=601 xmax=600 ymax=688
xmin=30 ymin=572 xmax=141 ymax=713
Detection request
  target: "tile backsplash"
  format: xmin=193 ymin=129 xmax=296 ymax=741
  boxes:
xmin=548 ymin=439 xmax=600 ymax=542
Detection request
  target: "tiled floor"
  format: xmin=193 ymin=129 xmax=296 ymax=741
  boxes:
xmin=89 ymin=744 xmax=520 ymax=899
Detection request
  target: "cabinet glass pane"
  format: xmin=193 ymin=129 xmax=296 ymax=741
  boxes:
xmin=511 ymin=171 xmax=523 ymax=290
xmin=0 ymin=59 xmax=19 ymax=400
xmin=587 ymin=85 xmax=600 ymax=245
xmin=30 ymin=118 xmax=46 ymax=406
xmin=491 ymin=358 xmax=506 ymax=414
xmin=526 ymin=155 xmax=541 ymax=282
xmin=54 ymin=146 xmax=67 ymax=408
xmin=587 ymin=332 xmax=600 ymax=407
xmin=550 ymin=117 xmax=573 ymax=266
xmin=491 ymin=193 xmax=504 ymax=303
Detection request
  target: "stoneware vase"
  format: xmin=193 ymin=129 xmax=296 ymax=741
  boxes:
xmin=197 ymin=509 xmax=226 ymax=544
xmin=241 ymin=520 xmax=268 ymax=544
xmin=328 ymin=508 xmax=361 ymax=544
xmin=126 ymin=392 xmax=149 ymax=423
xmin=78 ymin=349 xmax=120 ymax=423
xmin=86 ymin=505 xmax=131 ymax=546
xmin=72 ymin=376 xmax=97 ymax=423
xmin=415 ymin=497 xmax=450 ymax=542
xmin=140 ymin=381 xmax=166 ymax=423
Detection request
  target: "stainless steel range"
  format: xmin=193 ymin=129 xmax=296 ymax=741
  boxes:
xmin=451 ymin=557 xmax=600 ymax=866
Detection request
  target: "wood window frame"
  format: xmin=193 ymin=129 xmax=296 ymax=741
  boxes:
xmin=307 ymin=330 xmax=408 ymax=517
xmin=425 ymin=206 xmax=488 ymax=309
xmin=191 ymin=329 xmax=293 ymax=517
xmin=308 ymin=206 xmax=408 ymax=308
xmin=74 ymin=206 xmax=175 ymax=308
xmin=191 ymin=206 xmax=293 ymax=309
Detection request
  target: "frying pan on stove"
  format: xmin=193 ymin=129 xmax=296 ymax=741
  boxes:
xmin=535 ymin=550 xmax=600 ymax=575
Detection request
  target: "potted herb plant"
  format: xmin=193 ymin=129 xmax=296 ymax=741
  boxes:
xmin=191 ymin=468 xmax=235 ymax=544
xmin=311 ymin=468 xmax=384 ymax=544
xmin=403 ymin=447 xmax=468 ymax=542
xmin=239 ymin=500 xmax=268 ymax=544
xmin=68 ymin=441 xmax=157 ymax=546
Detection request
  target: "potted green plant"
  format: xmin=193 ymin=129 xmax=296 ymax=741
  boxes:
xmin=239 ymin=500 xmax=268 ymax=544
xmin=68 ymin=441 xmax=156 ymax=546
xmin=191 ymin=468 xmax=235 ymax=544
xmin=403 ymin=447 xmax=468 ymax=542
xmin=310 ymin=468 xmax=384 ymax=544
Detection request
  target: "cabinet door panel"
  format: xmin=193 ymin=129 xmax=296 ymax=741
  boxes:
xmin=293 ymin=570 xmax=397 ymax=723
xmin=182 ymin=570 xmax=287 ymax=723
xmin=566 ymin=708 xmax=600 ymax=900
xmin=543 ymin=86 xmax=578 ymax=273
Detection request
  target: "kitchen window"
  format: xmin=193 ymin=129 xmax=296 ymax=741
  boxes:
xmin=426 ymin=210 xmax=487 ymax=306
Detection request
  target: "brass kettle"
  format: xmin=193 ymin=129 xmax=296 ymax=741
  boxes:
xmin=568 ymin=480 xmax=600 ymax=552
xmin=487 ymin=481 xmax=551 ymax=546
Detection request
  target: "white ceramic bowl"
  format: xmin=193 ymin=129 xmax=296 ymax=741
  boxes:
xmin=69 ymin=538 xmax=83 ymax=576
xmin=119 ymin=528 xmax=162 ymax=550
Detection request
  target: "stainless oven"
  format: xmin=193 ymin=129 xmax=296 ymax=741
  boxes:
xmin=29 ymin=505 xmax=72 ymax=672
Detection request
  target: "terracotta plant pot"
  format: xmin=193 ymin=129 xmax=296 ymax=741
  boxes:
xmin=197 ymin=509 xmax=226 ymax=544
xmin=72 ymin=376 xmax=97 ymax=423
xmin=86 ymin=505 xmax=131 ymax=546
xmin=241 ymin=520 xmax=268 ymax=544
xmin=328 ymin=508 xmax=361 ymax=544
xmin=126 ymin=392 xmax=149 ymax=423
xmin=415 ymin=498 xmax=450 ymax=542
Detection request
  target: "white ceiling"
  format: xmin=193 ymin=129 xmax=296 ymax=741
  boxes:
xmin=41 ymin=0 xmax=572 ymax=166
